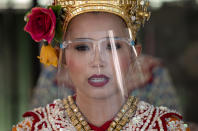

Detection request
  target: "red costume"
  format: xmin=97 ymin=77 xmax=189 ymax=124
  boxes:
xmin=13 ymin=99 xmax=189 ymax=131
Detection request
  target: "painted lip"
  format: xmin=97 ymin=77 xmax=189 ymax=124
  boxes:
xmin=88 ymin=74 xmax=109 ymax=87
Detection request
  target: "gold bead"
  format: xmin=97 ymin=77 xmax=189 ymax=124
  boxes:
xmin=71 ymin=116 xmax=77 ymax=121
xmin=66 ymin=108 xmax=72 ymax=113
xmin=81 ymin=120 xmax=87 ymax=126
xmin=68 ymin=95 xmax=72 ymax=99
xmin=119 ymin=118 xmax=128 ymax=126
xmin=115 ymin=125 xmax=122 ymax=130
xmin=126 ymin=101 xmax=131 ymax=107
xmin=108 ymin=127 xmax=114 ymax=131
xmin=146 ymin=1 xmax=149 ymax=6
xmin=72 ymin=119 xmax=79 ymax=126
xmin=128 ymin=108 xmax=134 ymax=114
xmin=129 ymin=96 xmax=134 ymax=102
xmin=63 ymin=8 xmax=67 ymax=12
xmin=76 ymin=112 xmax=82 ymax=117
xmin=75 ymin=124 xmax=82 ymax=130
xmin=138 ymin=11 xmax=144 ymax=16
xmin=79 ymin=116 xmax=84 ymax=121
xmin=123 ymin=104 xmax=129 ymax=111
xmin=117 ymin=112 xmax=123 ymax=118
xmin=114 ymin=117 xmax=120 ymax=122
xmin=133 ymin=98 xmax=138 ymax=105
xmin=110 ymin=121 xmax=117 ymax=128
xmin=63 ymin=98 xmax=68 ymax=104
xmin=64 ymin=103 xmax=69 ymax=108
xmin=68 ymin=97 xmax=74 ymax=104
xmin=71 ymin=104 xmax=77 ymax=109
xmin=67 ymin=110 xmax=73 ymax=117
xmin=84 ymin=125 xmax=91 ymax=130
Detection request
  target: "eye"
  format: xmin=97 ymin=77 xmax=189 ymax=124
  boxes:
xmin=115 ymin=43 xmax=122 ymax=49
xmin=107 ymin=43 xmax=122 ymax=50
xmin=75 ymin=44 xmax=90 ymax=51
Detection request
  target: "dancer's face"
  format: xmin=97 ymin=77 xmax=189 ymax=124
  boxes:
xmin=64 ymin=13 xmax=137 ymax=99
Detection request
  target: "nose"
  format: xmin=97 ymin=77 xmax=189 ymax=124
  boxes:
xmin=89 ymin=45 xmax=106 ymax=68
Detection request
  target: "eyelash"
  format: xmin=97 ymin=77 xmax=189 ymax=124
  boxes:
xmin=75 ymin=44 xmax=90 ymax=51
xmin=74 ymin=43 xmax=122 ymax=51
xmin=107 ymin=43 xmax=122 ymax=50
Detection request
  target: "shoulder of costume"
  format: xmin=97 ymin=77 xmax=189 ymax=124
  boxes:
xmin=13 ymin=99 xmax=75 ymax=131
xmin=124 ymin=100 xmax=188 ymax=131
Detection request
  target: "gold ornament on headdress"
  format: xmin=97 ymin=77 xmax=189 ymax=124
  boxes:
xmin=54 ymin=0 xmax=151 ymax=40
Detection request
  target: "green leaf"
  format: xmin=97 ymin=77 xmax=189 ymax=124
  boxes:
xmin=54 ymin=18 xmax=63 ymax=42
xmin=48 ymin=5 xmax=62 ymax=18
xmin=51 ymin=39 xmax=57 ymax=47
xmin=24 ymin=11 xmax=31 ymax=22
xmin=43 ymin=41 xmax=48 ymax=46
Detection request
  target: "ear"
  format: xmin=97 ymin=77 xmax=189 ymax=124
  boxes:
xmin=134 ymin=44 xmax=142 ymax=57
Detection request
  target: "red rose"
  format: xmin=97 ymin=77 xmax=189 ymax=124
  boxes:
xmin=24 ymin=7 xmax=56 ymax=43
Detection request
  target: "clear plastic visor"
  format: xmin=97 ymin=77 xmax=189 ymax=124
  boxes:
xmin=58 ymin=29 xmax=139 ymax=97
xmin=57 ymin=29 xmax=143 ymax=127
xmin=62 ymin=33 xmax=135 ymax=65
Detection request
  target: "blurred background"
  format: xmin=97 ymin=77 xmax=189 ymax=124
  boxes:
xmin=0 ymin=0 xmax=198 ymax=130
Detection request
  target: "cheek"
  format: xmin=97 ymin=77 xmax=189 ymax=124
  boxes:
xmin=65 ymin=52 xmax=79 ymax=72
xmin=117 ymin=50 xmax=132 ymax=74
xmin=109 ymin=51 xmax=132 ymax=76
xmin=120 ymin=57 xmax=131 ymax=74
xmin=67 ymin=58 xmax=84 ymax=73
xmin=66 ymin=53 xmax=90 ymax=82
xmin=66 ymin=58 xmax=86 ymax=88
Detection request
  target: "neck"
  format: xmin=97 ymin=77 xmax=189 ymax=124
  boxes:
xmin=76 ymin=91 xmax=126 ymax=127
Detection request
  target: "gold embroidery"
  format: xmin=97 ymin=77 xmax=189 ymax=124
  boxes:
xmin=63 ymin=96 xmax=138 ymax=131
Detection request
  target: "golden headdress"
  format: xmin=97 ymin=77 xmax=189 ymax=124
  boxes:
xmin=24 ymin=0 xmax=151 ymax=67
xmin=55 ymin=0 xmax=151 ymax=40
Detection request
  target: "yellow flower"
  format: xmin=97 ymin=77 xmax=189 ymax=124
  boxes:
xmin=37 ymin=44 xmax=58 ymax=67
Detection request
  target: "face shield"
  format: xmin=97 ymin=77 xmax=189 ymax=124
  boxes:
xmin=56 ymin=28 xmax=145 ymax=128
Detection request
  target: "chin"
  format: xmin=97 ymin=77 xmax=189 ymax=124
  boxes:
xmin=85 ymin=87 xmax=120 ymax=100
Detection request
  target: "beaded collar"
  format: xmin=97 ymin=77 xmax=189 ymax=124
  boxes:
xmin=63 ymin=95 xmax=138 ymax=131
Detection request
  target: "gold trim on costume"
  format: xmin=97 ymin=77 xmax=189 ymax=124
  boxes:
xmin=63 ymin=96 xmax=138 ymax=131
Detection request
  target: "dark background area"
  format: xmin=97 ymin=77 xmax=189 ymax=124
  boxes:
xmin=141 ymin=2 xmax=198 ymax=122
xmin=0 ymin=0 xmax=198 ymax=130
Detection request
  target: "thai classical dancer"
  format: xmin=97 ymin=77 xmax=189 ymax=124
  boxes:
xmin=13 ymin=0 xmax=189 ymax=130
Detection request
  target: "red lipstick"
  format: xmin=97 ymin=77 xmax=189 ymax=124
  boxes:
xmin=88 ymin=74 xmax=109 ymax=87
